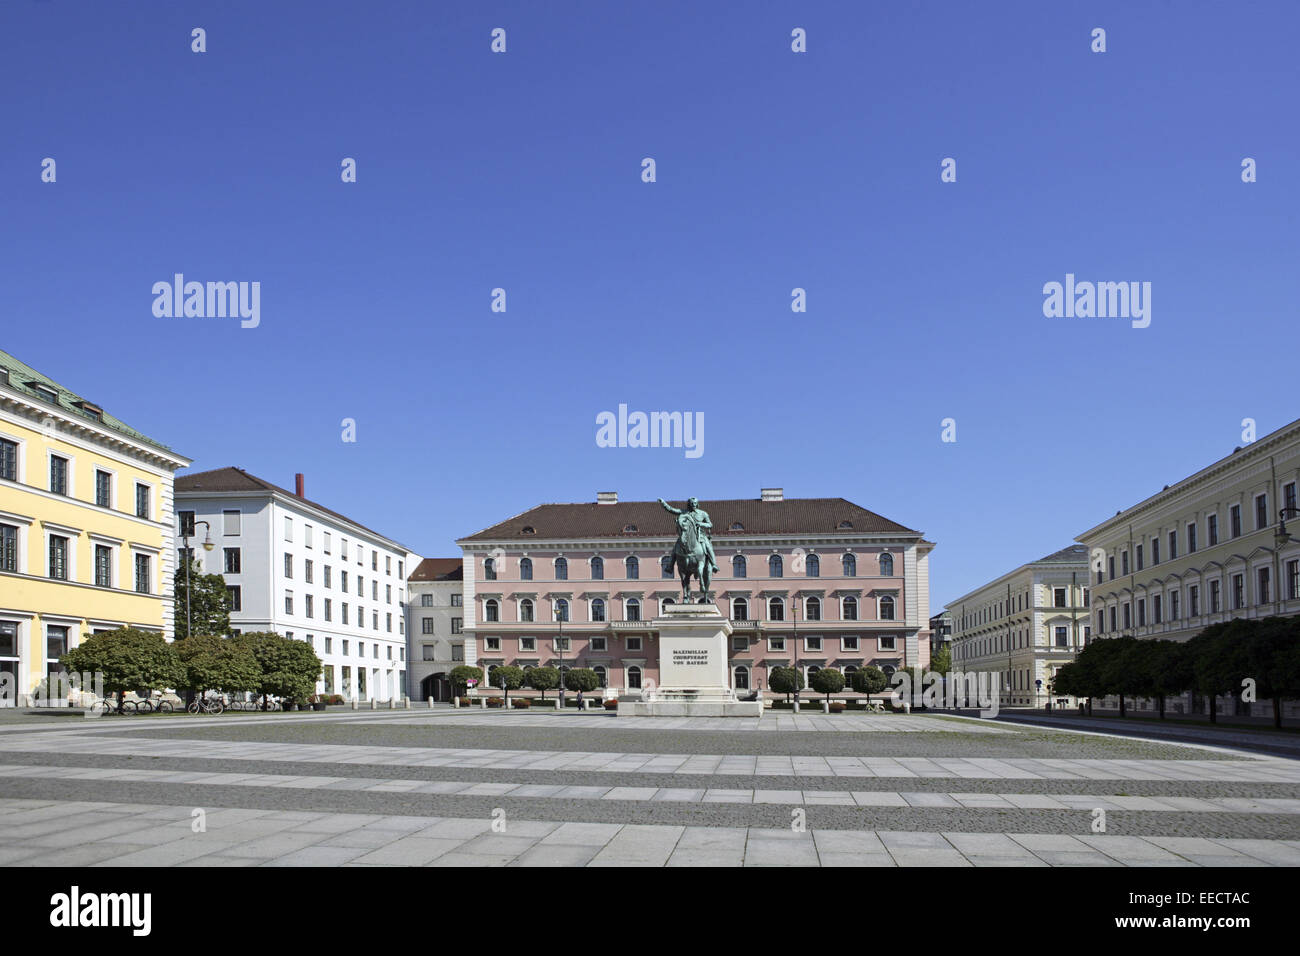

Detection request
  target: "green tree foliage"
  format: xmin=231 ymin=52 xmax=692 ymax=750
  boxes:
xmin=850 ymin=665 xmax=889 ymax=696
xmin=525 ymin=665 xmax=559 ymax=700
xmin=1243 ymin=616 xmax=1300 ymax=729
xmin=174 ymin=634 xmax=260 ymax=696
xmin=1188 ymin=621 xmax=1251 ymax=724
xmin=768 ymin=666 xmax=805 ymax=701
xmin=232 ymin=631 xmax=322 ymax=705
xmin=929 ymin=643 xmax=952 ymax=676
xmin=809 ymin=667 xmax=845 ymax=701
xmin=492 ymin=664 xmax=525 ymax=704
xmin=61 ymin=627 xmax=180 ymax=702
xmin=563 ymin=667 xmax=600 ymax=700
xmin=173 ymin=558 xmax=231 ymax=640
xmin=449 ymin=664 xmax=485 ymax=696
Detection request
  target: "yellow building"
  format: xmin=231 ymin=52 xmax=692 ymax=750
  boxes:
xmin=0 ymin=349 xmax=190 ymax=704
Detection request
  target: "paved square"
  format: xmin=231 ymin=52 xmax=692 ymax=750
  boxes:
xmin=0 ymin=709 xmax=1297 ymax=866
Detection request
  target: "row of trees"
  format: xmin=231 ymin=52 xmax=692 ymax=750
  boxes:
xmin=62 ymin=627 xmax=322 ymax=706
xmin=450 ymin=664 xmax=601 ymax=704
xmin=1052 ymin=616 xmax=1300 ymax=727
xmin=769 ymin=665 xmax=892 ymax=701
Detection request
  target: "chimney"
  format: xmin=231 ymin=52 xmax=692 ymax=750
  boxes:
xmin=596 ymin=491 xmax=618 ymax=505
xmin=295 ymin=473 xmax=305 ymax=498
xmin=761 ymin=487 xmax=783 ymax=502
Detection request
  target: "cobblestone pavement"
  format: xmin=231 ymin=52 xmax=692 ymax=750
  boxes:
xmin=1 ymin=710 xmax=1297 ymax=865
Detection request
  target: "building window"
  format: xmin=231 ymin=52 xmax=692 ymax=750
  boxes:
xmin=49 ymin=535 xmax=68 ymax=580
xmin=284 ymin=517 xmax=293 ymax=542
xmin=555 ymin=598 xmax=570 ymax=622
xmin=323 ymin=565 xmax=332 ymax=588
xmin=520 ymin=637 xmax=536 ymax=651
xmin=484 ymin=557 xmax=497 ymax=580
xmin=1137 ymin=598 xmax=1146 ymax=626
xmin=593 ymin=665 xmax=607 ymax=686
xmin=879 ymin=635 xmax=896 ymax=651
xmin=1053 ymin=587 xmax=1067 ymax=608
xmin=422 ymin=618 xmax=435 ymax=634
xmin=223 ymin=509 xmax=241 ymax=535
xmin=285 ymin=591 xmax=293 ymax=615
xmin=484 ymin=599 xmax=499 ymax=622
xmin=519 ymin=557 xmax=533 ymax=580
xmin=769 ymin=554 xmax=783 ymax=577
xmin=591 ymin=598 xmax=606 ymax=622
xmin=1168 ymin=530 xmax=1177 ymax=561
xmin=842 ymin=553 xmax=856 ymax=576
xmin=768 ymin=597 xmax=784 ymax=621
xmin=228 ymin=585 xmax=242 ymax=612
xmin=590 ymin=556 xmax=604 ymax=580
xmin=842 ymin=635 xmax=859 ymax=651
xmin=1210 ymin=579 xmax=1221 ymax=613
xmin=134 ymin=553 xmax=151 ymax=594
xmin=1257 ymin=567 xmax=1271 ymax=605
xmin=731 ymin=554 xmax=746 ymax=578
xmin=590 ymin=636 xmax=607 ymax=651
xmin=1123 ymin=603 xmax=1131 ymax=629
xmin=1232 ymin=574 xmax=1245 ymax=610
xmin=1230 ymin=504 xmax=1242 ymax=538
xmin=625 ymin=598 xmax=640 ymax=622
xmin=420 ymin=593 xmax=433 ymax=607
xmin=49 ymin=456 xmax=68 ymax=496
xmin=520 ymin=598 xmax=534 ymax=622
xmin=625 ymin=555 xmax=639 ymax=579
xmin=0 ymin=438 xmax=16 ymax=481
xmin=805 ymin=554 xmax=820 ymax=577
xmin=305 ymin=560 xmax=314 ymax=584
xmin=805 ymin=596 xmax=821 ymax=621
xmin=731 ymin=597 xmax=748 ymax=620
xmin=451 ymin=593 xmax=462 ymax=606
xmin=323 ymin=598 xmax=331 ymax=621
xmin=94 ymin=470 xmax=112 ymax=508
xmin=1187 ymin=522 xmax=1198 ymax=553
xmin=879 ymin=595 xmax=895 ymax=620
xmin=1255 ymin=493 xmax=1270 ymax=531
xmin=658 ymin=555 xmax=672 ymax=578
xmin=554 ymin=557 xmax=567 ymax=580
xmin=284 ymin=553 xmax=293 ymax=578
xmin=627 ymin=666 xmax=642 ymax=689
xmin=879 ymin=553 xmax=894 ymax=576
xmin=1189 ymin=585 xmax=1200 ymax=616
xmin=305 ymin=595 xmax=314 ymax=619
xmin=422 ymin=644 xmax=435 ymax=661
xmin=1055 ymin=627 xmax=1068 ymax=647
xmin=0 ymin=524 xmax=19 ymax=573
xmin=626 ymin=637 xmax=642 ymax=651
xmin=222 ymin=548 xmax=240 ymax=574
xmin=1136 ymin=545 xmax=1144 ymax=571
xmin=1287 ymin=560 xmax=1299 ymax=601
xmin=1208 ymin=513 xmax=1219 ymax=546
xmin=768 ymin=636 xmax=786 ymax=651
xmin=94 ymin=544 xmax=111 ymax=587
xmin=1108 ymin=555 xmax=1116 ymax=579
xmin=805 ymin=636 xmax=822 ymax=652
xmin=733 ymin=666 xmax=749 ymax=690
xmin=1153 ymin=594 xmax=1162 ymax=623
xmin=485 ymin=637 xmax=501 ymax=652
xmin=1121 ymin=550 xmax=1130 ymax=575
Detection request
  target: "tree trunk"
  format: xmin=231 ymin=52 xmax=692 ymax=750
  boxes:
xmin=1118 ymin=695 xmax=1126 ymax=717
xmin=1209 ymin=695 xmax=1217 ymax=724
xmin=1158 ymin=695 xmax=1165 ymax=719
xmin=1274 ymin=696 xmax=1283 ymax=730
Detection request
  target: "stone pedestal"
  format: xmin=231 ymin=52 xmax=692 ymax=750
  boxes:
xmin=618 ymin=603 xmax=763 ymax=717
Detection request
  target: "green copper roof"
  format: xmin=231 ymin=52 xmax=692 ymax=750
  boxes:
xmin=0 ymin=348 xmax=177 ymax=454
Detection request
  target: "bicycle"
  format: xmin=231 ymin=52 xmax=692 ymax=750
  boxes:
xmin=187 ymin=696 xmax=225 ymax=715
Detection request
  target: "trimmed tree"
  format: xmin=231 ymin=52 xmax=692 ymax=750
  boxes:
xmin=493 ymin=664 xmax=525 ymax=705
xmin=1246 ymin=616 xmax=1300 ymax=729
xmin=929 ymin=644 xmax=952 ymax=677
xmin=525 ymin=665 xmax=559 ymax=701
xmin=768 ymin=666 xmax=804 ymax=702
xmin=809 ymin=667 xmax=845 ymax=702
xmin=173 ymin=558 xmax=232 ymax=640
xmin=1188 ymin=620 xmax=1251 ymax=724
xmin=449 ymin=665 xmax=485 ymax=698
xmin=175 ymin=634 xmax=260 ymax=699
xmin=564 ymin=668 xmax=600 ymax=705
xmin=61 ymin=627 xmax=181 ymax=706
xmin=851 ymin=665 xmax=889 ymax=699
xmin=233 ymin=631 xmax=323 ymax=708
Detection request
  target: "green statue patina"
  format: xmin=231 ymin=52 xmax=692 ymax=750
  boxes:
xmin=658 ymin=497 xmax=719 ymax=602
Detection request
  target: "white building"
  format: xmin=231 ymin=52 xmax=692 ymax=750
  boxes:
xmin=405 ymin=557 xmax=464 ymax=702
xmin=175 ymin=467 xmax=418 ymax=702
xmin=947 ymin=545 xmax=1092 ymax=708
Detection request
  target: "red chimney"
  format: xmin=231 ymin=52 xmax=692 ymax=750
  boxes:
xmin=294 ymin=473 xmax=305 ymax=497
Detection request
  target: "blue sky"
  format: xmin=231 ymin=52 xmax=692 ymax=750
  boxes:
xmin=3 ymin=1 xmax=1297 ymax=614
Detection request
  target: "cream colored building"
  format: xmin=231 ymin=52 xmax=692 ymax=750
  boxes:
xmin=947 ymin=545 xmax=1092 ymax=708
xmin=1076 ymin=417 xmax=1300 ymax=717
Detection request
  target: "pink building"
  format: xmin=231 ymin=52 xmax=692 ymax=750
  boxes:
xmin=456 ymin=489 xmax=934 ymax=698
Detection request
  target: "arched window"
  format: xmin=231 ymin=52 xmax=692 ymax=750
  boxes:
xmin=625 ymin=556 xmax=639 ymax=579
xmin=842 ymin=553 xmax=856 ymax=577
xmin=768 ymin=596 xmax=785 ymax=621
xmin=805 ymin=596 xmax=821 ymax=621
xmin=879 ymin=595 xmax=895 ymax=620
xmin=627 ymin=666 xmax=642 ymax=689
xmin=591 ymin=598 xmax=606 ymax=622
xmin=732 ymin=554 xmax=747 ymax=578
xmin=807 ymin=665 xmax=821 ymax=681
xmin=879 ymin=553 xmax=894 ymax=576
xmin=555 ymin=598 xmax=569 ymax=622
xmin=769 ymin=554 xmax=783 ymax=577
xmin=484 ymin=557 xmax=497 ymax=580
xmin=732 ymin=597 xmax=748 ymax=620
xmin=844 ymin=665 xmax=858 ymax=687
xmin=554 ymin=557 xmax=568 ymax=580
xmin=520 ymin=598 xmax=534 ymax=622
xmin=593 ymin=665 xmax=607 ymax=687
xmin=590 ymin=556 xmax=604 ymax=580
xmin=730 ymin=522 xmax=744 ymax=531
xmin=484 ymin=599 xmax=499 ymax=622
xmin=626 ymin=598 xmax=641 ymax=622
xmin=882 ymin=665 xmax=896 ymax=679
xmin=734 ymin=666 xmax=749 ymax=690
xmin=663 ymin=597 xmax=676 ymax=608
xmin=519 ymin=557 xmax=533 ymax=580
xmin=487 ymin=664 xmax=500 ymax=686
xmin=806 ymin=554 xmax=820 ymax=577
xmin=661 ymin=556 xmax=674 ymax=578
xmin=842 ymin=596 xmax=858 ymax=621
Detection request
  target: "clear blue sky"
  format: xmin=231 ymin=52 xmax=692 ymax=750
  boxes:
xmin=3 ymin=1 xmax=1296 ymax=614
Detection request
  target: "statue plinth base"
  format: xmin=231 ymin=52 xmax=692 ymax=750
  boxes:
xmin=618 ymin=604 xmax=763 ymax=717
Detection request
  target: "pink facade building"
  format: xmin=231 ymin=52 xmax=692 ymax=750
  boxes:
xmin=456 ymin=489 xmax=934 ymax=697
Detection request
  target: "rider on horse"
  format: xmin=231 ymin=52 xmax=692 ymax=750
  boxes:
xmin=658 ymin=497 xmax=719 ymax=575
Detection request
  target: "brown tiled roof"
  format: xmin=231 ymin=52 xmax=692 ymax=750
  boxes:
xmin=176 ymin=467 xmax=410 ymax=549
xmin=409 ymin=557 xmax=463 ymax=582
xmin=459 ymin=497 xmax=920 ymax=542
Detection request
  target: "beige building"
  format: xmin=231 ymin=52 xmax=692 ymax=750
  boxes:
xmin=947 ymin=545 xmax=1092 ymax=708
xmin=1076 ymin=417 xmax=1300 ymax=717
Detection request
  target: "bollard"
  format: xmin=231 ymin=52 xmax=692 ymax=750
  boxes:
xmin=351 ymin=699 xmax=358 ymax=711
xmin=429 ymin=698 xmax=436 ymax=709
xmin=452 ymin=697 xmax=459 ymax=708
xmin=389 ymin=699 xmax=396 ymax=710
xmin=404 ymin=699 xmax=411 ymax=710
xmin=480 ymin=697 xmax=487 ymax=709
xmin=792 ymin=701 xmax=799 ymax=714
xmin=554 ymin=698 xmax=561 ymax=711
xmin=822 ymin=701 xmax=829 ymax=714
xmin=369 ymin=699 xmax=377 ymax=710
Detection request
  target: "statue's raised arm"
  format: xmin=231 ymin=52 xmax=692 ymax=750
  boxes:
xmin=658 ymin=497 xmax=682 ymax=516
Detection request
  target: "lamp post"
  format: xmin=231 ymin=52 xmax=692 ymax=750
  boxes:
xmin=1274 ymin=506 xmax=1299 ymax=614
xmin=791 ymin=595 xmax=799 ymax=709
xmin=180 ymin=519 xmax=215 ymax=639
xmin=555 ymin=604 xmax=565 ymax=709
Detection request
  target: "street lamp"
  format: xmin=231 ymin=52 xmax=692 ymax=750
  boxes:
xmin=555 ymin=603 xmax=565 ymax=709
xmin=1274 ymin=506 xmax=1300 ymax=550
xmin=181 ymin=519 xmax=215 ymax=639
xmin=791 ymin=595 xmax=799 ymax=709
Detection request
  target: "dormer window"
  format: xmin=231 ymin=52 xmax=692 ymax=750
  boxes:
xmin=521 ymin=526 xmax=536 ymax=535
xmin=730 ymin=522 xmax=744 ymax=531
xmin=75 ymin=401 xmax=103 ymax=422
xmin=837 ymin=521 xmax=853 ymax=529
xmin=30 ymin=383 xmax=57 ymax=403
xmin=623 ymin=524 xmax=638 ymax=533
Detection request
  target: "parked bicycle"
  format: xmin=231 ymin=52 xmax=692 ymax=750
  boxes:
xmin=187 ymin=695 xmax=225 ymax=715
